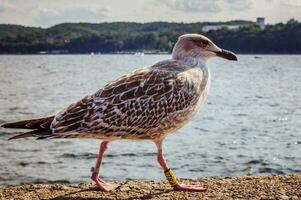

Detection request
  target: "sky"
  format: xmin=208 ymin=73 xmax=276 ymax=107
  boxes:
xmin=0 ymin=0 xmax=300 ymax=27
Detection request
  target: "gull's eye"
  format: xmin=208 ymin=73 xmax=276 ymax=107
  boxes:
xmin=190 ymin=38 xmax=209 ymax=48
xmin=201 ymin=40 xmax=209 ymax=46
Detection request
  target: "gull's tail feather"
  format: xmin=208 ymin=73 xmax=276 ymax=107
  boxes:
xmin=1 ymin=116 xmax=54 ymax=130
xmin=8 ymin=129 xmax=53 ymax=140
xmin=1 ymin=116 xmax=55 ymax=140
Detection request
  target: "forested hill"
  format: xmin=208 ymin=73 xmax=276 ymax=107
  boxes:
xmin=0 ymin=20 xmax=300 ymax=54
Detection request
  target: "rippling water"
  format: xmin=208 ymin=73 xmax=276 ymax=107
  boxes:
xmin=0 ymin=54 xmax=300 ymax=186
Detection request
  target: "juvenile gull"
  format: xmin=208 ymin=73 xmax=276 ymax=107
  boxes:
xmin=1 ymin=34 xmax=237 ymax=192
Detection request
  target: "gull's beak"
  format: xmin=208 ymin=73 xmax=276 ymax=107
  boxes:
xmin=214 ymin=49 xmax=238 ymax=61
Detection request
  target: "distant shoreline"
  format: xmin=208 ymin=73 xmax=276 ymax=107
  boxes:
xmin=1 ymin=20 xmax=301 ymax=55
xmin=1 ymin=174 xmax=300 ymax=199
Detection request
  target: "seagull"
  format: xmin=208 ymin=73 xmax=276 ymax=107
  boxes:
xmin=1 ymin=34 xmax=237 ymax=192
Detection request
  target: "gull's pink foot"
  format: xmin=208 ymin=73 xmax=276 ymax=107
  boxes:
xmin=95 ymin=178 xmax=120 ymax=191
xmin=173 ymin=184 xmax=207 ymax=192
xmin=91 ymin=173 xmax=120 ymax=192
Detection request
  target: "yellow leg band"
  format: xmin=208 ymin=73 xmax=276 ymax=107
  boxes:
xmin=164 ymin=168 xmax=179 ymax=187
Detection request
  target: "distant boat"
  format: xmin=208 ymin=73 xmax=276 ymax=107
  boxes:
xmin=254 ymin=56 xmax=262 ymax=59
xmin=134 ymin=52 xmax=144 ymax=56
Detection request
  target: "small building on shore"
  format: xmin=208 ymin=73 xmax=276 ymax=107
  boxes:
xmin=256 ymin=17 xmax=265 ymax=30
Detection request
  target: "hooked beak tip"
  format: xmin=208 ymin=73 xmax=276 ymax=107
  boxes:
xmin=215 ymin=49 xmax=238 ymax=61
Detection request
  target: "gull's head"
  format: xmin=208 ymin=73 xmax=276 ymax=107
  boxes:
xmin=172 ymin=33 xmax=237 ymax=63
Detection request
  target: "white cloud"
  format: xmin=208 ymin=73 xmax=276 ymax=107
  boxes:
xmin=225 ymin=0 xmax=253 ymax=10
xmin=158 ymin=0 xmax=253 ymax=13
xmin=158 ymin=0 xmax=221 ymax=13
xmin=34 ymin=7 xmax=108 ymax=26
xmin=0 ymin=1 xmax=15 ymax=13
xmin=281 ymin=0 xmax=301 ymax=7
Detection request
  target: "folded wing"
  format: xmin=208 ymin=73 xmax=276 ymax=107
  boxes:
xmin=51 ymin=63 xmax=199 ymax=140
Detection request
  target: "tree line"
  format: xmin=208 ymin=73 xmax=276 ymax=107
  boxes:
xmin=0 ymin=19 xmax=300 ymax=54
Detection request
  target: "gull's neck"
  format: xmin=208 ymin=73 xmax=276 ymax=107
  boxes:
xmin=172 ymin=46 xmax=208 ymax=70
xmin=172 ymin=53 xmax=207 ymax=70
xmin=177 ymin=56 xmax=206 ymax=68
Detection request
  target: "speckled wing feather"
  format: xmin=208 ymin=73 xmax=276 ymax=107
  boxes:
xmin=51 ymin=60 xmax=204 ymax=140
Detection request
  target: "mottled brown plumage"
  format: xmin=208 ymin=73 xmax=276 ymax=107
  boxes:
xmin=50 ymin=60 xmax=210 ymax=141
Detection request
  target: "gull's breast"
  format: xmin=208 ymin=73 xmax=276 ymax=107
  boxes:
xmin=151 ymin=66 xmax=211 ymax=138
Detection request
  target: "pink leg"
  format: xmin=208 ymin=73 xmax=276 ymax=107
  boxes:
xmin=156 ymin=141 xmax=207 ymax=192
xmin=91 ymin=141 xmax=119 ymax=192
